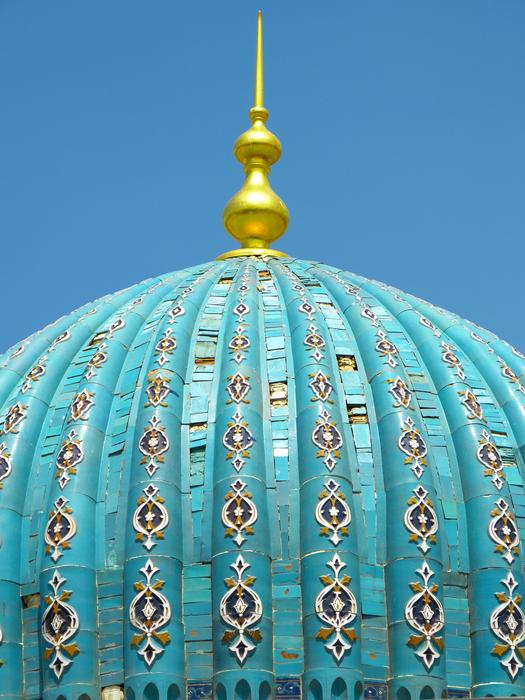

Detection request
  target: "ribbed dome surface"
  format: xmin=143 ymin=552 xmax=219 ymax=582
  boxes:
xmin=1 ymin=257 xmax=525 ymax=700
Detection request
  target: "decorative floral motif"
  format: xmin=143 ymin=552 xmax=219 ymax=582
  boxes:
xmin=229 ymin=326 xmax=250 ymax=364
xmin=405 ymin=561 xmax=444 ymax=670
xmin=9 ymin=344 xmax=25 ymax=359
xmin=298 ymin=300 xmax=316 ymax=321
xmin=417 ymin=313 xmax=440 ymax=338
xmin=70 ymin=389 xmax=94 ymax=421
xmin=376 ymin=330 xmax=398 ymax=368
xmin=86 ymin=343 xmax=108 ymax=380
xmin=316 ymin=478 xmax=351 ymax=545
xmin=309 ymin=371 xmax=333 ymax=403
xmin=0 ymin=443 xmax=12 ymax=488
xmin=130 ymin=559 xmax=171 ymax=667
xmin=226 ymin=372 xmax=251 ymax=404
xmin=49 ymin=330 xmax=71 ymax=352
xmin=226 ymin=271 xmax=251 ymax=365
xmin=233 ymin=302 xmax=250 ymax=324
xmin=490 ymin=572 xmax=525 ymax=679
xmin=470 ymin=331 xmax=494 ymax=353
xmin=312 ymin=410 xmax=343 ymax=471
xmin=144 ymin=372 xmax=171 ymax=408
xmin=344 ymin=283 xmax=362 ymax=300
xmin=21 ymin=356 xmax=47 ymax=393
xmin=45 ymin=496 xmax=77 ymax=561
xmin=388 ymin=377 xmax=412 ymax=409
xmin=304 ymin=324 xmax=325 ymax=362
xmin=499 ymin=358 xmax=525 ymax=395
xmin=404 ymin=486 xmax=438 ymax=554
xmin=459 ymin=389 xmax=483 ymax=420
xmin=220 ymin=555 xmax=263 ymax=664
xmin=361 ymin=306 xmax=379 ymax=327
xmin=41 ymin=570 xmax=79 ymax=679
xmin=315 ymin=553 xmax=357 ymax=662
xmin=441 ymin=342 xmax=465 ymax=380
xmin=222 ymin=478 xmax=258 ymax=546
xmin=155 ymin=328 xmax=176 ymax=366
xmin=133 ymin=484 xmax=169 ymax=551
xmin=489 ymin=498 xmax=520 ymax=565
xmin=139 ymin=415 xmax=169 ymax=477
xmin=56 ymin=430 xmax=84 ymax=489
xmin=168 ymin=303 xmax=185 ymax=324
xmin=107 ymin=318 xmax=125 ymax=338
xmin=398 ymin=417 xmax=427 ymax=479
xmin=3 ymin=402 xmax=27 ymax=434
xmin=477 ymin=429 xmax=505 ymax=491
xmin=223 ymin=407 xmax=254 ymax=472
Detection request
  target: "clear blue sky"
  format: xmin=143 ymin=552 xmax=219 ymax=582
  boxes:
xmin=1 ymin=1 xmax=523 ymax=351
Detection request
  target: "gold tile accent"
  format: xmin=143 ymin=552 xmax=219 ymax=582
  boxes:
xmin=269 ymin=381 xmax=288 ymax=407
xmin=338 ymin=355 xmax=357 ymax=371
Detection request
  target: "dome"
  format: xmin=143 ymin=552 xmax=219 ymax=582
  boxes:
xmin=1 ymin=256 xmax=525 ymax=700
xmin=3 ymin=11 xmax=525 ymax=700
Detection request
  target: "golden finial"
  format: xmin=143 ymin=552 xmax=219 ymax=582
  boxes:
xmin=218 ymin=10 xmax=289 ymax=260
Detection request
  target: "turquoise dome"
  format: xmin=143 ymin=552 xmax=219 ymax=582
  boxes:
xmin=1 ymin=256 xmax=525 ymax=700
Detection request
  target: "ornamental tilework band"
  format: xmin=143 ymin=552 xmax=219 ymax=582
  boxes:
xmin=309 ymin=263 xmax=449 ymax=692
xmin=278 ymin=261 xmax=361 ymax=675
xmin=342 ymin=267 xmax=525 ymax=693
xmin=2 ymin=257 xmax=525 ymax=698
xmin=215 ymin=265 xmax=268 ymax=675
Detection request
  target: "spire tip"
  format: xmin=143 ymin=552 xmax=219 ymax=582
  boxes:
xmin=254 ymin=10 xmax=264 ymax=111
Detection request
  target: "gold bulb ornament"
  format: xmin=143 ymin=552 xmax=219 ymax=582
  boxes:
xmin=218 ymin=10 xmax=289 ymax=260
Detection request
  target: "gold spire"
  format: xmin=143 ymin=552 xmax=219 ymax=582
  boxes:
xmin=218 ymin=10 xmax=289 ymax=260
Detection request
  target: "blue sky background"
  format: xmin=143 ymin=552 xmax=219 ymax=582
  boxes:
xmin=0 ymin=1 xmax=523 ymax=351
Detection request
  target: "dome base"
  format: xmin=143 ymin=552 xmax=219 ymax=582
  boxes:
xmin=216 ymin=246 xmax=288 ymax=260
